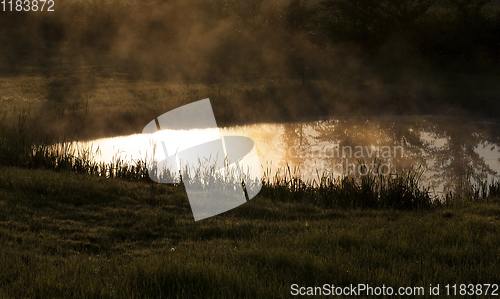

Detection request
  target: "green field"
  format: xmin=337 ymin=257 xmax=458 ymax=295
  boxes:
xmin=0 ymin=166 xmax=499 ymax=298
xmin=1 ymin=0 xmax=500 ymax=297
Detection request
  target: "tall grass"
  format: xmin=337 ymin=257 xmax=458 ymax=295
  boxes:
xmin=444 ymin=175 xmax=500 ymax=204
xmin=0 ymin=112 xmax=33 ymax=167
xmin=0 ymin=113 xmax=150 ymax=181
xmin=1 ymin=114 xmax=499 ymax=209
xmin=0 ymin=166 xmax=499 ymax=298
xmin=261 ymin=162 xmax=435 ymax=210
xmin=1 ymin=115 xmax=500 ymax=298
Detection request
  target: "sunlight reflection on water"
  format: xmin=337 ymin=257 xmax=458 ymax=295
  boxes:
xmin=73 ymin=116 xmax=500 ymax=196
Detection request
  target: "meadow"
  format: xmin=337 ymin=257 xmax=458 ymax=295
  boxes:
xmin=1 ymin=0 xmax=500 ymax=297
xmin=1 ymin=106 xmax=499 ymax=297
xmin=0 ymin=166 xmax=499 ymax=298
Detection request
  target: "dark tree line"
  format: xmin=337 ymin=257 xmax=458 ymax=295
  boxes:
xmin=0 ymin=0 xmax=499 ymax=79
xmin=287 ymin=0 xmax=500 ymax=67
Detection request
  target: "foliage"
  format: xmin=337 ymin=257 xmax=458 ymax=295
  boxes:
xmin=1 ymin=0 xmax=499 ymax=78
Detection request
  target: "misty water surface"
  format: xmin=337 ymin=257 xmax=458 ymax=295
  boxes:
xmin=71 ymin=116 xmax=500 ymax=196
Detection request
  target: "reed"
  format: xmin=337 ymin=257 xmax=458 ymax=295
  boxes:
xmin=0 ymin=165 xmax=499 ymax=298
xmin=1 ymin=114 xmax=499 ymax=208
xmin=260 ymin=162 xmax=434 ymax=210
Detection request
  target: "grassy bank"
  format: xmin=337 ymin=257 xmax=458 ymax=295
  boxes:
xmin=2 ymin=71 xmax=500 ymax=141
xmin=2 ymin=0 xmax=499 ymax=296
xmin=0 ymin=166 xmax=499 ymax=298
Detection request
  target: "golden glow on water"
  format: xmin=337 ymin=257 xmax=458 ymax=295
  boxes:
xmin=72 ymin=118 xmax=500 ymax=195
xmin=78 ymin=128 xmax=221 ymax=163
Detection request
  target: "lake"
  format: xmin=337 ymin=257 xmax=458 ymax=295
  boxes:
xmin=70 ymin=115 xmax=500 ymax=197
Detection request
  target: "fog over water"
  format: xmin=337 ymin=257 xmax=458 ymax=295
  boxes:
xmin=2 ymin=0 xmax=500 ymax=198
xmin=70 ymin=115 xmax=500 ymax=196
xmin=2 ymin=0 xmax=499 ymax=141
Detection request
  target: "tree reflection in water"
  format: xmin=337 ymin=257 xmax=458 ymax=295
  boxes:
xmin=250 ymin=117 xmax=500 ymax=197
